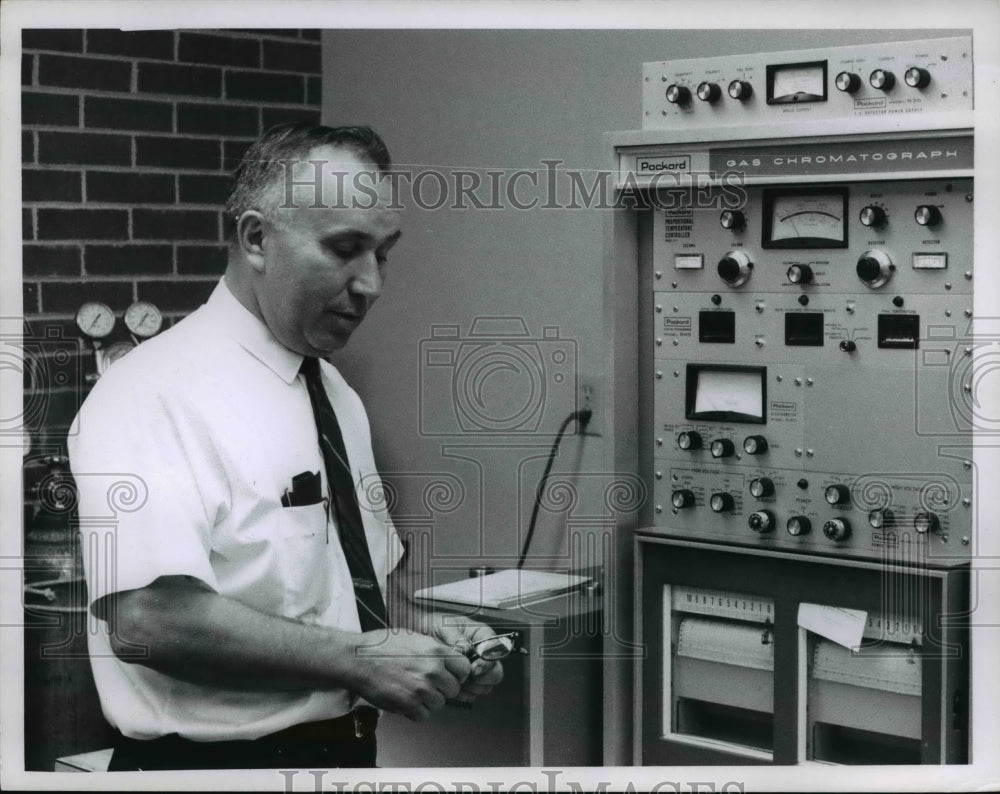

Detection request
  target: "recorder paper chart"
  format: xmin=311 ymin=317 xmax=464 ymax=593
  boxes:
xmin=693 ymin=369 xmax=763 ymax=420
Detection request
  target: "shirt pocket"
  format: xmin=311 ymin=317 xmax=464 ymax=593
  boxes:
xmin=273 ymin=502 xmax=332 ymax=619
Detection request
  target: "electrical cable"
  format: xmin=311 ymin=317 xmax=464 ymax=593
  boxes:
xmin=517 ymin=408 xmax=593 ymax=569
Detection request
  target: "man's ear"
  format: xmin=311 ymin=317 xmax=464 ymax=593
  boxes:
xmin=235 ymin=210 xmax=267 ymax=272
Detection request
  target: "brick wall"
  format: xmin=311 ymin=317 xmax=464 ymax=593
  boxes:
xmin=21 ymin=28 xmax=322 ymax=449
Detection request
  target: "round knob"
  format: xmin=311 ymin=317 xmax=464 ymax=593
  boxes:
xmin=839 ymin=339 xmax=857 ymax=353
xmin=835 ymin=71 xmax=862 ymax=93
xmin=697 ymin=81 xmax=721 ymax=103
xmin=914 ymin=205 xmax=942 ymax=227
xmin=859 ymin=205 xmax=888 ymax=228
xmin=749 ymin=477 xmax=775 ymax=498
xmin=710 ymin=438 xmax=735 ymax=458
xmin=709 ymin=492 xmax=735 ymax=513
xmin=666 ymin=84 xmax=691 ymax=105
xmin=904 ymin=67 xmax=931 ymax=89
xmin=728 ymin=79 xmax=753 ymax=100
xmin=856 ymin=249 xmax=894 ymax=288
xmin=914 ymin=511 xmax=941 ymax=534
xmin=786 ymin=264 xmax=813 ymax=285
xmin=868 ymin=508 xmax=895 ymax=529
xmin=671 ymin=489 xmax=696 ymax=509
xmin=786 ymin=516 xmax=812 ymax=536
xmin=677 ymin=431 xmax=703 ymax=451
xmin=743 ymin=436 xmax=768 ymax=455
xmin=720 ymin=209 xmax=746 ymax=230
xmin=824 ymin=484 xmax=851 ymax=506
xmin=823 ymin=517 xmax=852 ymax=542
xmin=870 ymin=69 xmax=895 ymax=91
xmin=748 ymin=510 xmax=775 ymax=534
xmin=717 ymin=250 xmax=753 ymax=287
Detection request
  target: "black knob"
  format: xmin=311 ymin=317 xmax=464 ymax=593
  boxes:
xmin=904 ymin=67 xmax=931 ymax=89
xmin=824 ymin=483 xmax=851 ymax=506
xmin=671 ymin=489 xmax=696 ymax=509
xmin=786 ymin=516 xmax=812 ymax=536
xmin=728 ymin=79 xmax=753 ymax=100
xmin=870 ymin=69 xmax=896 ymax=91
xmin=666 ymin=84 xmax=691 ymax=105
xmin=893 ymin=296 xmax=905 ymax=308
xmin=860 ymin=205 xmax=888 ymax=228
xmin=709 ymin=492 xmax=735 ymax=513
xmin=717 ymin=251 xmax=752 ymax=286
xmin=839 ymin=339 xmax=857 ymax=353
xmin=749 ymin=477 xmax=775 ymax=498
xmin=720 ymin=210 xmax=746 ymax=230
xmin=856 ymin=251 xmax=893 ymax=288
xmin=677 ymin=430 xmax=703 ymax=451
xmin=857 ymin=256 xmax=882 ymax=282
xmin=823 ymin=517 xmax=852 ymax=542
xmin=697 ymin=81 xmax=721 ymax=103
xmin=748 ymin=510 xmax=775 ymax=534
xmin=710 ymin=438 xmax=735 ymax=458
xmin=787 ymin=264 xmax=813 ymax=284
xmin=743 ymin=436 xmax=768 ymax=455
xmin=915 ymin=205 xmax=942 ymax=227
xmin=868 ymin=508 xmax=895 ymax=529
xmin=835 ymin=71 xmax=862 ymax=93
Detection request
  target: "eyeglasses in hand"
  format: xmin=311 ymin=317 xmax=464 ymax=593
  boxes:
xmin=461 ymin=631 xmax=528 ymax=662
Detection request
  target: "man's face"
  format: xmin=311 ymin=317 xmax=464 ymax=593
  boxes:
xmin=254 ymin=146 xmax=402 ymax=357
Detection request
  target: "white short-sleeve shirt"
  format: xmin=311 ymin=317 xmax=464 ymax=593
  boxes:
xmin=67 ymin=280 xmax=403 ymax=741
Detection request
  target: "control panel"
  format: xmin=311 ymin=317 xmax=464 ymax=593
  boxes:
xmin=642 ymin=37 xmax=973 ymax=136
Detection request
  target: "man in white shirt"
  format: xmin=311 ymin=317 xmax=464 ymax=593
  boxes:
xmin=68 ymin=122 xmax=502 ymax=770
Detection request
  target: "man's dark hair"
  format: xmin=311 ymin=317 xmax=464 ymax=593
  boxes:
xmin=225 ymin=121 xmax=392 ymax=237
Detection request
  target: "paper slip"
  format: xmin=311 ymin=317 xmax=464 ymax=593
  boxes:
xmin=797 ymin=603 xmax=867 ymax=649
xmin=414 ymin=569 xmax=591 ymax=609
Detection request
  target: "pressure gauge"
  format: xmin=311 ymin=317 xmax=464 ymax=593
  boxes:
xmin=75 ymin=302 xmax=116 ymax=339
xmin=124 ymin=301 xmax=163 ymax=338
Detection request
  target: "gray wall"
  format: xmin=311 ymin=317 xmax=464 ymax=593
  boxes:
xmin=321 ymin=28 xmax=949 ymax=765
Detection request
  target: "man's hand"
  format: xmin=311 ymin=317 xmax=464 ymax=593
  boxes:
xmin=426 ymin=618 xmax=505 ymax=706
xmin=352 ymin=630 xmax=472 ymax=720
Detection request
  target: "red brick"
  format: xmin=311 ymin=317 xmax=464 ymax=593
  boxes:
xmin=24 ymin=281 xmax=40 ymax=314
xmin=135 ymin=136 xmax=220 ymax=170
xmin=138 ymin=62 xmax=222 ymax=98
xmin=86 ymin=29 xmax=175 ymax=60
xmin=177 ymin=103 xmax=259 ymax=137
xmin=179 ymin=174 xmax=230 ymax=205
xmin=22 ymin=169 xmax=82 ymax=203
xmin=23 ymin=131 xmax=35 ymax=164
xmin=40 ymin=280 xmax=133 ymax=315
xmin=38 ymin=131 xmax=131 ymax=166
xmin=178 ymin=32 xmax=260 ymax=68
xmin=23 ymin=29 xmax=84 ymax=52
xmin=87 ymin=171 xmax=176 ymax=204
xmin=38 ymin=54 xmax=131 ymax=92
xmin=85 ymin=96 xmax=174 ymax=132
xmin=37 ymin=209 xmax=128 ymax=240
xmin=22 ymin=91 xmax=80 ymax=126
xmin=85 ymin=245 xmax=174 ymax=276
xmin=178 ymin=244 xmax=228 ymax=275
xmin=263 ymin=39 xmax=320 ymax=73
xmin=22 ymin=53 xmax=33 ymax=85
xmin=137 ymin=279 xmax=217 ymax=312
xmin=22 ymin=245 xmax=82 ymax=278
xmin=133 ymin=209 xmax=219 ymax=241
xmin=24 ymin=208 xmax=34 ymax=240
xmin=225 ymin=70 xmax=304 ymax=103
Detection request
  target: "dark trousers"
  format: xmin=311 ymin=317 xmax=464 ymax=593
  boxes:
xmin=107 ymin=710 xmax=378 ymax=771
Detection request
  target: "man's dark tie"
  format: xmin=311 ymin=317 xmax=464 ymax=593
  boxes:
xmin=300 ymin=356 xmax=388 ymax=632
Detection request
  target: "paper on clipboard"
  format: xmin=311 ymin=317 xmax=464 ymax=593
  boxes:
xmin=797 ymin=603 xmax=867 ymax=649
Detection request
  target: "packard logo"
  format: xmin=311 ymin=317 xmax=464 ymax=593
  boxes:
xmin=637 ymin=155 xmax=691 ymax=172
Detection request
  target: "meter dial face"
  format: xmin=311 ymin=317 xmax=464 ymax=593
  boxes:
xmin=124 ymin=301 xmax=163 ymax=338
xmin=763 ymin=188 xmax=849 ymax=249
xmin=75 ymin=302 xmax=116 ymax=339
